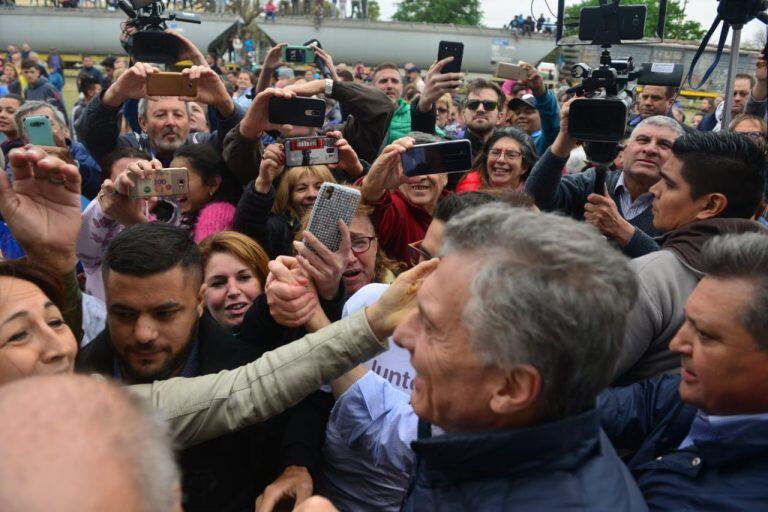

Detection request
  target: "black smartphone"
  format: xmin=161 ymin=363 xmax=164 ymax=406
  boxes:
xmin=437 ymin=41 xmax=464 ymax=74
xmin=268 ymin=96 xmax=326 ymax=128
xmin=578 ymin=5 xmax=646 ymax=43
xmin=401 ymin=140 xmax=473 ymax=177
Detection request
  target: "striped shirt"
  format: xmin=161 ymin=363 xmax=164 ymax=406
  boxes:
xmin=614 ymin=172 xmax=654 ymax=220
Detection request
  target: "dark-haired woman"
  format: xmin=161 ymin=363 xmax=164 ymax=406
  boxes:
xmin=456 ymin=127 xmax=539 ymax=193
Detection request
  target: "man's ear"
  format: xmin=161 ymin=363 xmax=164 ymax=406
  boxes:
xmin=137 ymin=114 xmax=147 ymax=133
xmin=695 ymin=193 xmax=728 ymax=221
xmin=488 ymin=364 xmax=542 ymax=417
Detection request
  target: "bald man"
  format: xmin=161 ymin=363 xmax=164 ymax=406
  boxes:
xmin=0 ymin=375 xmax=182 ymax=512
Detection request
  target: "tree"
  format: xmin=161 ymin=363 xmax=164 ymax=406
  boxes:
xmin=392 ymin=0 xmax=482 ymax=26
xmin=368 ymin=0 xmax=381 ymax=21
xmin=228 ymin=0 xmax=262 ymax=26
xmin=564 ymin=0 xmax=705 ymax=41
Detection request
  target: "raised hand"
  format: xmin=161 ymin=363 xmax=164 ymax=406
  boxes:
xmin=326 ymin=130 xmax=363 ymax=177
xmin=520 ymin=61 xmax=545 ymax=96
xmin=254 ymin=143 xmax=286 ymax=194
xmin=0 ymin=146 xmax=82 ymax=273
xmin=294 ymin=220 xmax=352 ymax=301
xmin=182 ymin=65 xmax=234 ymax=117
xmin=361 ymin=136 xmax=415 ymax=203
xmin=311 ymin=45 xmax=340 ymax=82
xmin=419 ymin=57 xmax=464 ymax=112
xmin=102 ymin=62 xmax=159 ymax=108
xmin=239 ymin=88 xmax=298 ymax=140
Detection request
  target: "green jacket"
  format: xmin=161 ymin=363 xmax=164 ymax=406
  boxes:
xmin=386 ymin=98 xmax=412 ymax=144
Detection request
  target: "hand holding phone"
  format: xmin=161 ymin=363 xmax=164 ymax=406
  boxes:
xmin=23 ymin=115 xmax=56 ymax=146
xmin=496 ymin=62 xmax=529 ymax=81
xmin=128 ymin=168 xmax=189 ymax=199
xmin=303 ymin=183 xmax=361 ymax=253
xmin=437 ymin=41 xmax=464 ymax=74
xmin=146 ymin=72 xmax=197 ymax=97
xmin=268 ymin=96 xmax=326 ymax=128
xmin=284 ymin=136 xmax=339 ymax=167
xmin=401 ymin=140 xmax=473 ymax=176
xmin=282 ymin=45 xmax=315 ymax=64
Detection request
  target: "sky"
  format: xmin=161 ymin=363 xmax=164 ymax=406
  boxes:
xmin=375 ymin=0 xmax=768 ymax=47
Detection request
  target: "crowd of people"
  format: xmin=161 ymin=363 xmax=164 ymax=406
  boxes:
xmin=1 ymin=23 xmax=768 ymax=512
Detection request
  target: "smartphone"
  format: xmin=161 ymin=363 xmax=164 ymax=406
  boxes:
xmin=146 ymin=72 xmax=197 ymax=97
xmin=437 ymin=41 xmax=464 ymax=74
xmin=129 ymin=168 xmax=189 ymax=199
xmin=284 ymin=136 xmax=339 ymax=167
xmin=578 ymin=5 xmax=646 ymax=42
xmin=304 ymin=183 xmax=361 ymax=253
xmin=23 ymin=115 xmax=56 ymax=146
xmin=282 ymin=45 xmax=316 ymax=64
xmin=496 ymin=62 xmax=529 ymax=81
xmin=268 ymin=96 xmax=326 ymax=128
xmin=303 ymin=38 xmax=333 ymax=79
xmin=401 ymin=140 xmax=473 ymax=177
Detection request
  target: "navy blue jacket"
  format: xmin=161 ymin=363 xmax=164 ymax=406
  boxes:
xmin=402 ymin=410 xmax=648 ymax=511
xmin=600 ymin=375 xmax=768 ymax=510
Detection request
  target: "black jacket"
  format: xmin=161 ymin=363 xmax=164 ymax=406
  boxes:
xmin=233 ymin=182 xmax=300 ymax=260
xmin=76 ymin=312 xmax=321 ymax=512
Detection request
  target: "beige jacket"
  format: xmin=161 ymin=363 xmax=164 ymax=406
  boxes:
xmin=129 ymin=310 xmax=385 ymax=448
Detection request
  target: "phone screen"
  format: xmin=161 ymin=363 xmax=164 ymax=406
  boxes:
xmin=402 ymin=141 xmax=473 ymax=176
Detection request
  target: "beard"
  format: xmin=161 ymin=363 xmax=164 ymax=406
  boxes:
xmin=152 ymin=129 xmax=186 ymax=153
xmin=114 ymin=320 xmax=199 ymax=383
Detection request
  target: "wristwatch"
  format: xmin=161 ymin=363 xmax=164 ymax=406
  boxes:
xmin=325 ymin=78 xmax=334 ymax=96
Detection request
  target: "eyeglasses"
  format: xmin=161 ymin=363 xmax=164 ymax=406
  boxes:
xmin=737 ymin=131 xmax=765 ymax=141
xmin=465 ymin=100 xmax=499 ymax=111
xmin=407 ymin=240 xmax=433 ymax=267
xmin=351 ymin=236 xmax=376 ymax=254
xmin=488 ymin=149 xmax=523 ymax=160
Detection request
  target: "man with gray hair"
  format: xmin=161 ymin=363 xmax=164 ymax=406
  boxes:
xmin=80 ymin=61 xmax=243 ymax=166
xmin=526 ymin=101 xmax=685 ymax=257
xmin=0 ymin=374 xmax=182 ymax=512
xmin=14 ymin=100 xmax=102 ymax=199
xmin=270 ymin=204 xmax=648 ymax=511
xmin=600 ymin=232 xmax=768 ymax=509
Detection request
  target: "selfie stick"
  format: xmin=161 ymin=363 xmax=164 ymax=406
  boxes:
xmin=721 ymin=28 xmax=742 ymax=130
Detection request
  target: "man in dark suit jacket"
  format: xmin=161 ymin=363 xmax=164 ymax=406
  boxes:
xmin=77 ymin=222 xmax=322 ymax=512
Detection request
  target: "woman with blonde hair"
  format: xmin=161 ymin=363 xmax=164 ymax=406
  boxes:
xmin=233 ymin=142 xmax=336 ymax=259
xmin=198 ymin=230 xmax=270 ymax=334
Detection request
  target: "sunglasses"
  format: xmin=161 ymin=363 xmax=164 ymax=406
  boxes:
xmin=465 ymin=100 xmax=499 ymax=111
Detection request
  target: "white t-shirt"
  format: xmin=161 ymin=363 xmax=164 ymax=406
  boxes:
xmin=342 ymin=283 xmax=416 ymax=396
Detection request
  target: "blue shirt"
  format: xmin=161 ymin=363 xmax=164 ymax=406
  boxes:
xmin=319 ymin=371 xmax=419 ymax=512
xmin=614 ymin=171 xmax=654 ymax=220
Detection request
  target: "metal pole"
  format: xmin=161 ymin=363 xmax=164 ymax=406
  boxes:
xmin=722 ymin=27 xmax=742 ymax=132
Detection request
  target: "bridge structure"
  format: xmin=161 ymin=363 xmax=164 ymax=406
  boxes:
xmin=0 ymin=7 xmax=558 ymax=73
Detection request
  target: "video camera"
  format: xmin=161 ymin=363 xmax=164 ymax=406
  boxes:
xmin=117 ymin=0 xmax=201 ymax=63
xmin=556 ymin=0 xmax=684 ymax=165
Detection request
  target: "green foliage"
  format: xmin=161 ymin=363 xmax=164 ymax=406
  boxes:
xmin=368 ymin=0 xmax=381 ymax=21
xmin=392 ymin=0 xmax=482 ymax=26
xmin=564 ymin=0 xmax=705 ymax=41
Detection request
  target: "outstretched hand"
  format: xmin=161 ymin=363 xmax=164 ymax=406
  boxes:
xmin=365 ymin=258 xmax=440 ymax=340
xmin=265 ymin=256 xmax=320 ymax=328
xmin=0 ymin=146 xmax=82 ymax=273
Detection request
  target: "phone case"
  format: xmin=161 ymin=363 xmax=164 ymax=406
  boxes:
xmin=284 ymin=137 xmax=340 ymax=167
xmin=268 ymin=97 xmax=326 ymax=128
xmin=129 ymin=168 xmax=190 ymax=199
xmin=146 ymin=72 xmax=197 ymax=97
xmin=24 ymin=115 xmax=56 ymax=146
xmin=496 ymin=62 xmax=529 ymax=81
xmin=304 ymin=183 xmax=361 ymax=253
xmin=282 ymin=45 xmax=315 ymax=63
xmin=401 ymin=140 xmax=473 ymax=177
xmin=438 ymin=40 xmax=464 ymax=74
